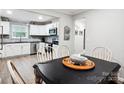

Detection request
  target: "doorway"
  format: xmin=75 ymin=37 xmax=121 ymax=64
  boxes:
xmin=74 ymin=18 xmax=86 ymax=54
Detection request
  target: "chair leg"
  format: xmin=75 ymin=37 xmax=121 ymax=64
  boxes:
xmin=34 ymin=69 xmax=42 ymax=84
xmin=11 ymin=76 xmax=15 ymax=84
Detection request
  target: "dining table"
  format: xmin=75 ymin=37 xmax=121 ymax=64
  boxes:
xmin=33 ymin=55 xmax=121 ymax=84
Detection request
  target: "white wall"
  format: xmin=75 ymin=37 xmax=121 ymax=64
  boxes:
xmin=73 ymin=9 xmax=124 ymax=66
xmin=74 ymin=19 xmax=86 ymax=54
xmin=58 ymin=16 xmax=74 ymax=54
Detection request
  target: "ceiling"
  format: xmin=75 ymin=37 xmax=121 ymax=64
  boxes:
xmin=0 ymin=9 xmax=89 ymax=23
xmin=49 ymin=9 xmax=89 ymax=15
xmin=0 ymin=9 xmax=56 ymax=23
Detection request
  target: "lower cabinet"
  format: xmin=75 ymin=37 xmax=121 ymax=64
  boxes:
xmin=0 ymin=43 xmax=30 ymax=58
xmin=5 ymin=44 xmax=21 ymax=57
xmin=20 ymin=43 xmax=30 ymax=55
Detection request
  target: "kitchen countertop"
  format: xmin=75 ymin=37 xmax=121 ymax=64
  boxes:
xmin=43 ymin=41 xmax=59 ymax=45
xmin=0 ymin=39 xmax=41 ymax=44
xmin=0 ymin=39 xmax=59 ymax=45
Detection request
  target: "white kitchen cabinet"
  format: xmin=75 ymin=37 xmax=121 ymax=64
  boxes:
xmin=46 ymin=22 xmax=58 ymax=29
xmin=39 ymin=25 xmax=47 ymax=35
xmin=21 ymin=43 xmax=30 ymax=55
xmin=46 ymin=23 xmax=53 ymax=29
xmin=30 ymin=25 xmax=40 ymax=35
xmin=30 ymin=25 xmax=49 ymax=35
xmin=0 ymin=21 xmax=10 ymax=35
xmin=0 ymin=44 xmax=13 ymax=58
xmin=0 ymin=43 xmax=30 ymax=58
xmin=4 ymin=44 xmax=21 ymax=57
xmin=30 ymin=22 xmax=59 ymax=36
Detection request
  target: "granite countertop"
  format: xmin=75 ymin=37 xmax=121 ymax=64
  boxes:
xmin=0 ymin=39 xmax=41 ymax=44
xmin=0 ymin=39 xmax=59 ymax=45
xmin=43 ymin=41 xmax=59 ymax=45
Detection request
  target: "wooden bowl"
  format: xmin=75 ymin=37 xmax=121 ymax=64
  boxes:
xmin=62 ymin=58 xmax=95 ymax=70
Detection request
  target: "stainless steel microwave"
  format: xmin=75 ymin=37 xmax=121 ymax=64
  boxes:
xmin=49 ymin=27 xmax=57 ymax=35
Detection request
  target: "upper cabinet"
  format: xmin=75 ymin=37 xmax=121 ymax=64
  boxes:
xmin=30 ymin=22 xmax=59 ymax=36
xmin=0 ymin=21 xmax=10 ymax=35
xmin=39 ymin=25 xmax=48 ymax=35
xmin=30 ymin=25 xmax=39 ymax=35
xmin=30 ymin=25 xmax=49 ymax=36
xmin=47 ymin=22 xmax=58 ymax=29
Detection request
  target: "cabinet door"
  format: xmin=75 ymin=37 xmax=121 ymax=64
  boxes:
xmin=30 ymin=25 xmax=40 ymax=35
xmin=21 ymin=43 xmax=30 ymax=55
xmin=39 ymin=25 xmax=47 ymax=35
xmin=12 ymin=44 xmax=22 ymax=56
xmin=4 ymin=44 xmax=20 ymax=57
xmin=45 ymin=25 xmax=50 ymax=35
xmin=0 ymin=21 xmax=10 ymax=35
xmin=4 ymin=44 xmax=13 ymax=57
xmin=30 ymin=25 xmax=50 ymax=36
xmin=2 ymin=43 xmax=30 ymax=58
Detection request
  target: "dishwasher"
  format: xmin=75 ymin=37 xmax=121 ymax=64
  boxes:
xmin=30 ymin=42 xmax=38 ymax=54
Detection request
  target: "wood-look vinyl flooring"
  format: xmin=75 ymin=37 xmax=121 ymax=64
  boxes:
xmin=0 ymin=55 xmax=38 ymax=84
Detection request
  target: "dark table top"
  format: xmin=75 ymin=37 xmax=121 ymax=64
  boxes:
xmin=33 ymin=55 xmax=121 ymax=84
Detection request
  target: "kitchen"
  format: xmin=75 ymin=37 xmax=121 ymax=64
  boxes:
xmin=0 ymin=9 xmax=59 ymax=59
xmin=0 ymin=9 xmax=61 ymax=83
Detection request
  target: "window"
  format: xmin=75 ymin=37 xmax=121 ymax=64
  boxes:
xmin=11 ymin=24 xmax=29 ymax=38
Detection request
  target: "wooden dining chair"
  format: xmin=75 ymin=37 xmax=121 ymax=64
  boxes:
xmin=91 ymin=47 xmax=112 ymax=61
xmin=7 ymin=60 xmax=26 ymax=84
xmin=112 ymin=59 xmax=124 ymax=84
xmin=37 ymin=46 xmax=56 ymax=62
xmin=57 ymin=45 xmax=70 ymax=58
xmin=116 ymin=66 xmax=124 ymax=83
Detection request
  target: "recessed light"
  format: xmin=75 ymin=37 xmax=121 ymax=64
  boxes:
xmin=6 ymin=10 xmax=13 ymax=15
xmin=38 ymin=16 xmax=43 ymax=20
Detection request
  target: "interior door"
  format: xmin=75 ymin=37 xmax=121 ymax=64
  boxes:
xmin=74 ymin=18 xmax=86 ymax=54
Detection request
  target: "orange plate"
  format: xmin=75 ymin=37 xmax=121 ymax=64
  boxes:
xmin=62 ymin=58 xmax=95 ymax=70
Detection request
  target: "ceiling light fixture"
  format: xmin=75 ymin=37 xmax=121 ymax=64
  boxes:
xmin=6 ymin=10 xmax=13 ymax=15
xmin=38 ymin=16 xmax=43 ymax=20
